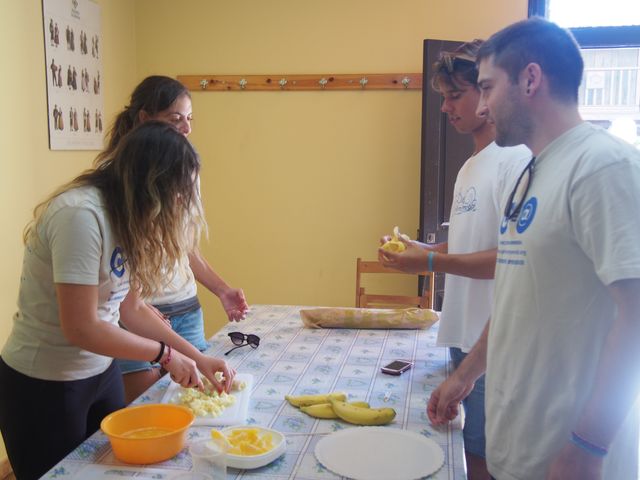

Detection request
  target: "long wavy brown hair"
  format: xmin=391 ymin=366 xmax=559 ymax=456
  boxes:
xmin=95 ymin=75 xmax=190 ymax=167
xmin=25 ymin=121 xmax=205 ymax=298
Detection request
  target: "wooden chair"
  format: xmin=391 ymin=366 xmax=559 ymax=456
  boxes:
xmin=355 ymin=258 xmax=435 ymax=309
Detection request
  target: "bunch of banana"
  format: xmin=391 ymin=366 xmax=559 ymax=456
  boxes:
xmin=284 ymin=392 xmax=346 ymax=407
xmin=329 ymin=398 xmax=396 ymax=426
xmin=300 ymin=401 xmax=370 ymax=419
xmin=381 ymin=226 xmax=411 ymax=253
xmin=285 ymin=392 xmax=396 ymax=425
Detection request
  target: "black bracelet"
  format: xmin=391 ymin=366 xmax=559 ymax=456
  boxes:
xmin=151 ymin=341 xmax=165 ymax=364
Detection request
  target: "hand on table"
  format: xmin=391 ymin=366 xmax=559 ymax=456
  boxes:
xmin=220 ymin=287 xmax=249 ymax=322
xmin=427 ymin=375 xmax=474 ymax=425
xmin=196 ymin=355 xmax=236 ymax=394
xmin=165 ymin=349 xmax=204 ymax=390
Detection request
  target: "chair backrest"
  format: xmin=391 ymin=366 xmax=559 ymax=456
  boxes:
xmin=355 ymin=258 xmax=434 ymax=309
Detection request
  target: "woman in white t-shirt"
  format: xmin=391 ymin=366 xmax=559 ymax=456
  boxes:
xmin=96 ymin=76 xmax=249 ymax=403
xmin=0 ymin=122 xmax=235 ymax=480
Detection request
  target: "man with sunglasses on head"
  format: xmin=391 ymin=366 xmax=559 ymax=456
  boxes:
xmin=427 ymin=18 xmax=640 ymax=480
xmin=380 ymin=39 xmax=530 ymax=480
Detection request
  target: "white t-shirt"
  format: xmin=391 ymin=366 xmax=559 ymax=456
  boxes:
xmin=487 ymin=123 xmax=640 ymax=479
xmin=147 ymin=177 xmax=199 ymax=306
xmin=147 ymin=258 xmax=197 ymax=306
xmin=2 ymin=186 xmax=130 ymax=381
xmin=437 ymin=142 xmax=530 ymax=352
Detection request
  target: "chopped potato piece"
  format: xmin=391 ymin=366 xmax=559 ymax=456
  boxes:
xmin=215 ymin=427 xmax=275 ymax=456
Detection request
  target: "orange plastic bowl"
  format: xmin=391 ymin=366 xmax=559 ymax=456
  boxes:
xmin=100 ymin=403 xmax=195 ymax=464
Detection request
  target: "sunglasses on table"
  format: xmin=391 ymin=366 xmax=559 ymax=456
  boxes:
xmin=225 ymin=332 xmax=260 ymax=355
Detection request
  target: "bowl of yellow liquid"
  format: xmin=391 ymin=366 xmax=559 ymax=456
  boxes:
xmin=101 ymin=403 xmax=195 ymax=464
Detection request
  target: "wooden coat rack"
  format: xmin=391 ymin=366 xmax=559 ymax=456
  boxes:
xmin=177 ymin=73 xmax=423 ymax=92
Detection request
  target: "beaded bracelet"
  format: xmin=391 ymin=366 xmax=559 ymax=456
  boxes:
xmin=160 ymin=344 xmax=172 ymax=367
xmin=151 ymin=341 xmax=165 ymax=364
xmin=427 ymin=251 xmax=436 ymax=272
xmin=570 ymin=431 xmax=608 ymax=457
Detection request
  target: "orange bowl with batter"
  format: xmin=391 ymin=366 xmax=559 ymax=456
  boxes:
xmin=101 ymin=403 xmax=195 ymax=464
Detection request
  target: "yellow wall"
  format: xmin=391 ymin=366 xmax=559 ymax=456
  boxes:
xmin=0 ymin=0 xmax=138 ymax=465
xmin=133 ymin=0 xmax=527 ymax=335
xmin=0 ymin=0 xmax=526 ymax=468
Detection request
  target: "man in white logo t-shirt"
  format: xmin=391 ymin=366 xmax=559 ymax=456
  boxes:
xmin=380 ymin=39 xmax=530 ymax=479
xmin=428 ymin=18 xmax=640 ymax=480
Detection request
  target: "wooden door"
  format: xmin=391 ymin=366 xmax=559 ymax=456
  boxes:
xmin=418 ymin=39 xmax=476 ymax=310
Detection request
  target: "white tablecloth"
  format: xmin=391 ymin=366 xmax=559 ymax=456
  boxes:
xmin=43 ymin=305 xmax=465 ymax=479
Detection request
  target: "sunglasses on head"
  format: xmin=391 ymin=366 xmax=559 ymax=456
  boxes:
xmin=439 ymin=51 xmax=477 ymax=74
xmin=225 ymin=332 xmax=260 ymax=355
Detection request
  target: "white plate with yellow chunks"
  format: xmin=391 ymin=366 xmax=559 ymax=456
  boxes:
xmin=161 ymin=372 xmax=253 ymax=426
xmin=212 ymin=426 xmax=286 ymax=469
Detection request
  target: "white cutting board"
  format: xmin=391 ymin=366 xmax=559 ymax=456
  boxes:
xmin=161 ymin=373 xmax=253 ymax=426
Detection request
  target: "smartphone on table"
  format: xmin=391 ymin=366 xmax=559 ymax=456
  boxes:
xmin=380 ymin=360 xmax=413 ymax=376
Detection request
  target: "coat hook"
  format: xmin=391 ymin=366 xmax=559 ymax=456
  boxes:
xmin=401 ymin=77 xmax=411 ymax=88
xmin=239 ymin=78 xmax=248 ymax=89
xmin=359 ymin=77 xmax=368 ymax=88
xmin=319 ymin=78 xmax=328 ymax=89
xmin=199 ymin=79 xmax=209 ymax=90
xmin=279 ymin=78 xmax=288 ymax=89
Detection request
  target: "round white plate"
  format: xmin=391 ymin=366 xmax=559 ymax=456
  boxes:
xmin=220 ymin=426 xmax=286 ymax=470
xmin=315 ymin=427 xmax=444 ymax=480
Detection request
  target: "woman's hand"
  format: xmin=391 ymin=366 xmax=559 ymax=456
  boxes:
xmin=164 ymin=349 xmax=203 ymax=390
xmin=219 ymin=287 xmax=249 ymax=322
xmin=195 ymin=355 xmax=236 ymax=393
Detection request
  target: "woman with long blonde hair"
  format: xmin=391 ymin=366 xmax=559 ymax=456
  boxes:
xmin=0 ymin=122 xmax=234 ymax=480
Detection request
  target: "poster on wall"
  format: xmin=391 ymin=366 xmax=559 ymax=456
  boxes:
xmin=42 ymin=0 xmax=103 ymax=150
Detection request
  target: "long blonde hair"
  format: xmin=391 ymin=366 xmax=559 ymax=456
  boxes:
xmin=25 ymin=122 xmax=206 ymax=298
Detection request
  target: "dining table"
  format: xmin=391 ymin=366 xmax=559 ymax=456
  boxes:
xmin=42 ymin=304 xmax=465 ymax=479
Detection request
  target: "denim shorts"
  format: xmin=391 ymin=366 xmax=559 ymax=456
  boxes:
xmin=450 ymin=347 xmax=486 ymax=459
xmin=117 ymin=307 xmax=209 ymax=374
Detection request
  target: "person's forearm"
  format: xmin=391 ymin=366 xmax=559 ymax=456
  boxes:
xmin=431 ymin=248 xmax=497 ymax=279
xmin=188 ymin=248 xmax=230 ymax=297
xmin=454 ymin=319 xmax=490 ymax=384
xmin=68 ymin=318 xmax=165 ymax=362
xmin=421 ymin=241 xmax=448 ymax=254
xmin=572 ymin=279 xmax=640 ymax=450
xmin=120 ymin=293 xmax=203 ymax=360
xmin=57 ymin=283 xmax=161 ymax=362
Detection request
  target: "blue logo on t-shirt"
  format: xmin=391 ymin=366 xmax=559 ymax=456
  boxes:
xmin=110 ymin=247 xmax=125 ymax=278
xmin=454 ymin=187 xmax=477 ymax=215
xmin=516 ymin=197 xmax=537 ymax=233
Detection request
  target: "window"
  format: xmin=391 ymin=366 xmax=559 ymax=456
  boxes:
xmin=529 ymin=0 xmax=640 ymax=147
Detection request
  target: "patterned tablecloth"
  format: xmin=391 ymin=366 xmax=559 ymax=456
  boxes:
xmin=43 ymin=305 xmax=465 ymax=480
